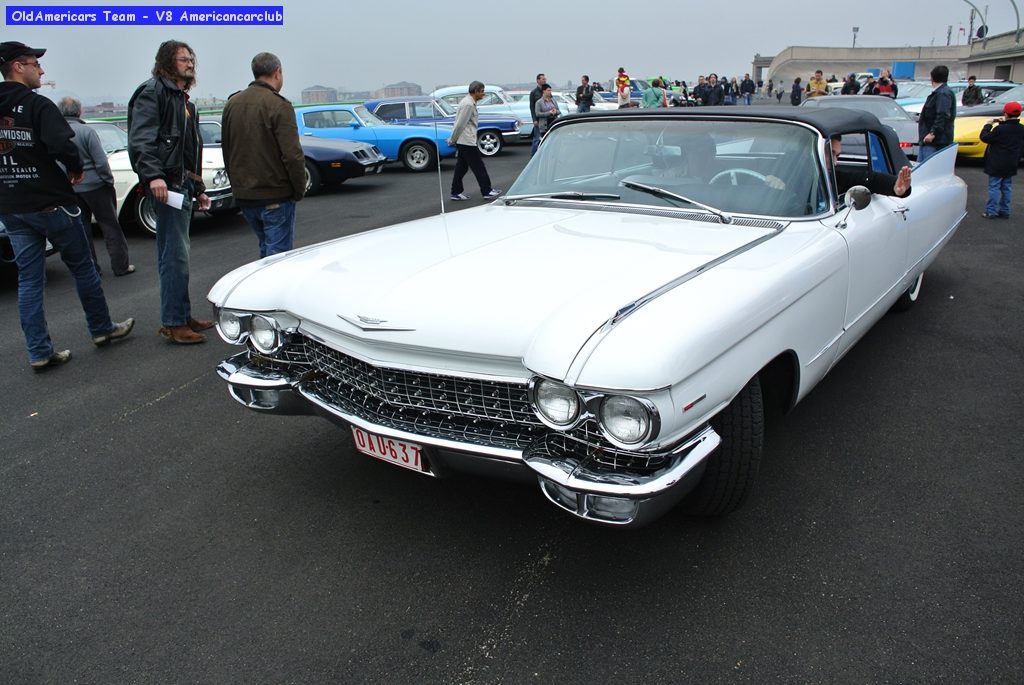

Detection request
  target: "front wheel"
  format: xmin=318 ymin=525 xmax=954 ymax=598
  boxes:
xmin=304 ymin=159 xmax=322 ymax=196
xmin=133 ymin=192 xmax=158 ymax=237
xmin=477 ymin=130 xmax=503 ymax=157
xmin=400 ymin=140 xmax=436 ymax=172
xmin=891 ymin=272 xmax=923 ymax=312
xmin=683 ymin=376 xmax=764 ymax=516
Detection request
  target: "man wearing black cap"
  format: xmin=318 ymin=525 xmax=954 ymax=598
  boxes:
xmin=128 ymin=40 xmax=212 ymax=344
xmin=0 ymin=41 xmax=134 ymax=371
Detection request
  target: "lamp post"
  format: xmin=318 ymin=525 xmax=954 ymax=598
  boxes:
xmin=1009 ymin=0 xmax=1022 ymax=43
xmin=962 ymin=0 xmax=989 ymax=48
xmin=852 ymin=26 xmax=859 ymax=48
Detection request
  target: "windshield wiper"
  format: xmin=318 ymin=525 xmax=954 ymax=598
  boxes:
xmin=620 ymin=180 xmax=733 ymax=224
xmin=503 ymin=191 xmax=621 ymax=203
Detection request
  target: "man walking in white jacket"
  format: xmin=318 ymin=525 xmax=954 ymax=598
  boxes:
xmin=447 ymin=81 xmax=501 ymax=201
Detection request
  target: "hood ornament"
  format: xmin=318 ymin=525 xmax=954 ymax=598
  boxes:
xmin=337 ymin=314 xmax=416 ymax=332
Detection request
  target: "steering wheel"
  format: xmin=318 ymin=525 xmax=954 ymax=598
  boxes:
xmin=710 ymin=168 xmax=769 ymax=186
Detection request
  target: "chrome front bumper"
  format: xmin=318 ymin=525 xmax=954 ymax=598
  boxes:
xmin=217 ymin=352 xmax=720 ymax=527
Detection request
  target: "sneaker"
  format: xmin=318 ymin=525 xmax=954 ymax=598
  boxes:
xmin=981 ymin=212 xmax=999 ymax=219
xmin=998 ymin=214 xmax=1010 ymax=219
xmin=450 ymin=193 xmax=470 ymax=201
xmin=30 ymin=349 xmax=72 ymax=372
xmin=93 ymin=318 xmax=135 ymax=346
xmin=484 ymin=189 xmax=503 ymax=198
xmin=114 ymin=265 xmax=136 ymax=277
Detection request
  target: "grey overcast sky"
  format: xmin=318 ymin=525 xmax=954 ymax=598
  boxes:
xmin=3 ymin=0 xmax=1013 ymax=104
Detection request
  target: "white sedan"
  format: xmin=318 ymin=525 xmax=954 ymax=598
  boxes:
xmin=86 ymin=121 xmax=233 ymax=235
xmin=207 ymin=107 xmax=966 ymax=528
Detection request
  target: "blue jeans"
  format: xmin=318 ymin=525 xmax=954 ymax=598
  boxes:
xmin=986 ymin=175 xmax=1012 ymax=216
xmin=1 ymin=205 xmax=113 ymax=362
xmin=530 ymin=125 xmax=541 ymax=156
xmin=154 ymin=181 xmax=195 ymax=326
xmin=917 ymin=145 xmax=940 ymax=163
xmin=743 ymin=94 xmax=753 ymax=105
xmin=577 ymin=103 xmax=591 ymax=113
xmin=241 ymin=202 xmax=296 ymax=258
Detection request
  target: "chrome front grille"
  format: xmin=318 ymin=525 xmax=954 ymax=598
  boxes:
xmin=303 ymin=338 xmax=546 ymax=450
xmin=248 ymin=335 xmax=668 ymax=474
xmin=557 ymin=425 xmax=670 ymax=473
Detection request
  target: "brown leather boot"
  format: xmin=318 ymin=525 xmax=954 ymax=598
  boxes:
xmin=188 ymin=318 xmax=215 ymax=332
xmin=160 ymin=325 xmax=207 ymax=344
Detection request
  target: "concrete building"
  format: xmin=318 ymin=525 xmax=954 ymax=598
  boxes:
xmin=301 ymin=85 xmax=338 ymax=104
xmin=758 ymin=45 xmax=971 ymax=86
xmin=374 ymin=81 xmax=422 ymax=98
xmin=963 ymin=29 xmax=1024 ymax=81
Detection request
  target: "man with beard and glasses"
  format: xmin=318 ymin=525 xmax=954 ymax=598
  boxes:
xmin=128 ymin=40 xmax=214 ymax=344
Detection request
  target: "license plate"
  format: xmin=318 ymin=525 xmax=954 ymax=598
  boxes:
xmin=351 ymin=426 xmax=426 ymax=473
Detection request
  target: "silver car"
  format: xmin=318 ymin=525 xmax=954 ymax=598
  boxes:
xmin=801 ymin=95 xmax=920 ymax=159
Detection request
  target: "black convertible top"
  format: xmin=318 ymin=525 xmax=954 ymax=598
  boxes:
xmin=560 ymin=105 xmax=912 ymax=168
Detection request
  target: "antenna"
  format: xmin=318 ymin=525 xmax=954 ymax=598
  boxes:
xmin=434 ymin=118 xmax=445 ymax=215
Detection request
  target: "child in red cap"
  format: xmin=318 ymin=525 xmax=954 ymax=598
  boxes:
xmin=980 ymin=101 xmax=1024 ymax=219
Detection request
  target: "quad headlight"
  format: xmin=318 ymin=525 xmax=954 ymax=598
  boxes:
xmin=215 ymin=309 xmax=288 ymax=354
xmin=599 ymin=395 xmax=653 ymax=445
xmin=529 ymin=377 xmax=659 ymax=447
xmin=217 ymin=309 xmax=246 ymax=343
xmin=532 ymin=379 xmax=581 ymax=427
xmin=249 ymin=315 xmax=281 ymax=354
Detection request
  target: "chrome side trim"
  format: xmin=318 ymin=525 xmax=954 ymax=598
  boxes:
xmin=564 ymin=227 xmax=785 ymax=385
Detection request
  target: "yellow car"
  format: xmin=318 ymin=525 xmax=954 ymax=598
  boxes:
xmin=954 ymin=110 xmax=1001 ymax=159
xmin=954 ymin=84 xmax=1024 ymax=159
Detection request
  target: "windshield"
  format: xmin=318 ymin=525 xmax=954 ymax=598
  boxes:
xmin=897 ymin=82 xmax=933 ymax=99
xmin=88 ymin=123 xmax=128 ymax=153
xmin=993 ymin=85 xmax=1024 ymax=103
xmin=199 ymin=121 xmax=222 ymax=145
xmin=353 ymin=105 xmax=386 ymax=127
xmin=435 ymin=98 xmax=457 ymax=116
xmin=508 ymin=118 xmax=827 ymax=218
xmin=804 ymin=97 xmax=909 ymax=120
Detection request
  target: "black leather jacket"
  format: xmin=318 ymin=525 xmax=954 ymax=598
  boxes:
xmin=127 ymin=76 xmax=205 ymax=193
xmin=918 ymin=84 xmax=957 ymax=148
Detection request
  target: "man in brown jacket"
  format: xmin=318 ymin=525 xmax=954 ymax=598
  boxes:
xmin=221 ymin=52 xmax=305 ymax=258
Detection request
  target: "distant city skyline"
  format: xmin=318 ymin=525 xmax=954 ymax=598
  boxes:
xmin=5 ymin=0 xmax=1008 ymax=106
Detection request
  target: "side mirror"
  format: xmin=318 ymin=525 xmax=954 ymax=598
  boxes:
xmin=349 ymin=121 xmax=362 ymax=129
xmin=846 ymin=185 xmax=872 ymax=210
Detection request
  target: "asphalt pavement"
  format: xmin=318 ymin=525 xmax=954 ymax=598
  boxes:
xmin=1 ymin=145 xmax=1021 ymax=684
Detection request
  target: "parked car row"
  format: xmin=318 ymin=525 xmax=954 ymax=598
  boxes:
xmin=364 ymin=96 xmax=519 ymax=157
xmin=198 ymin=117 xmax=387 ymax=195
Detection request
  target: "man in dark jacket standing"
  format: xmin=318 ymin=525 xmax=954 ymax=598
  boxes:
xmin=0 ymin=41 xmax=133 ymax=370
xmin=918 ymin=65 xmax=956 ymax=163
xmin=961 ymin=76 xmax=984 ymax=107
xmin=705 ymin=74 xmax=725 ymax=106
xmin=529 ymin=73 xmax=546 ymax=156
xmin=128 ymin=40 xmax=212 ymax=345
xmin=979 ymin=102 xmax=1024 ymax=219
xmin=740 ymin=73 xmax=756 ymax=105
xmin=222 ymin=52 xmax=305 ymax=258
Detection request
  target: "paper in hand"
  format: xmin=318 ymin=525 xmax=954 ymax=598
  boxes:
xmin=165 ymin=190 xmax=185 ymax=209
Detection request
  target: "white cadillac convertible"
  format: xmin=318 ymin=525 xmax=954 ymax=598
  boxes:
xmin=208 ymin=108 xmax=967 ymax=527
